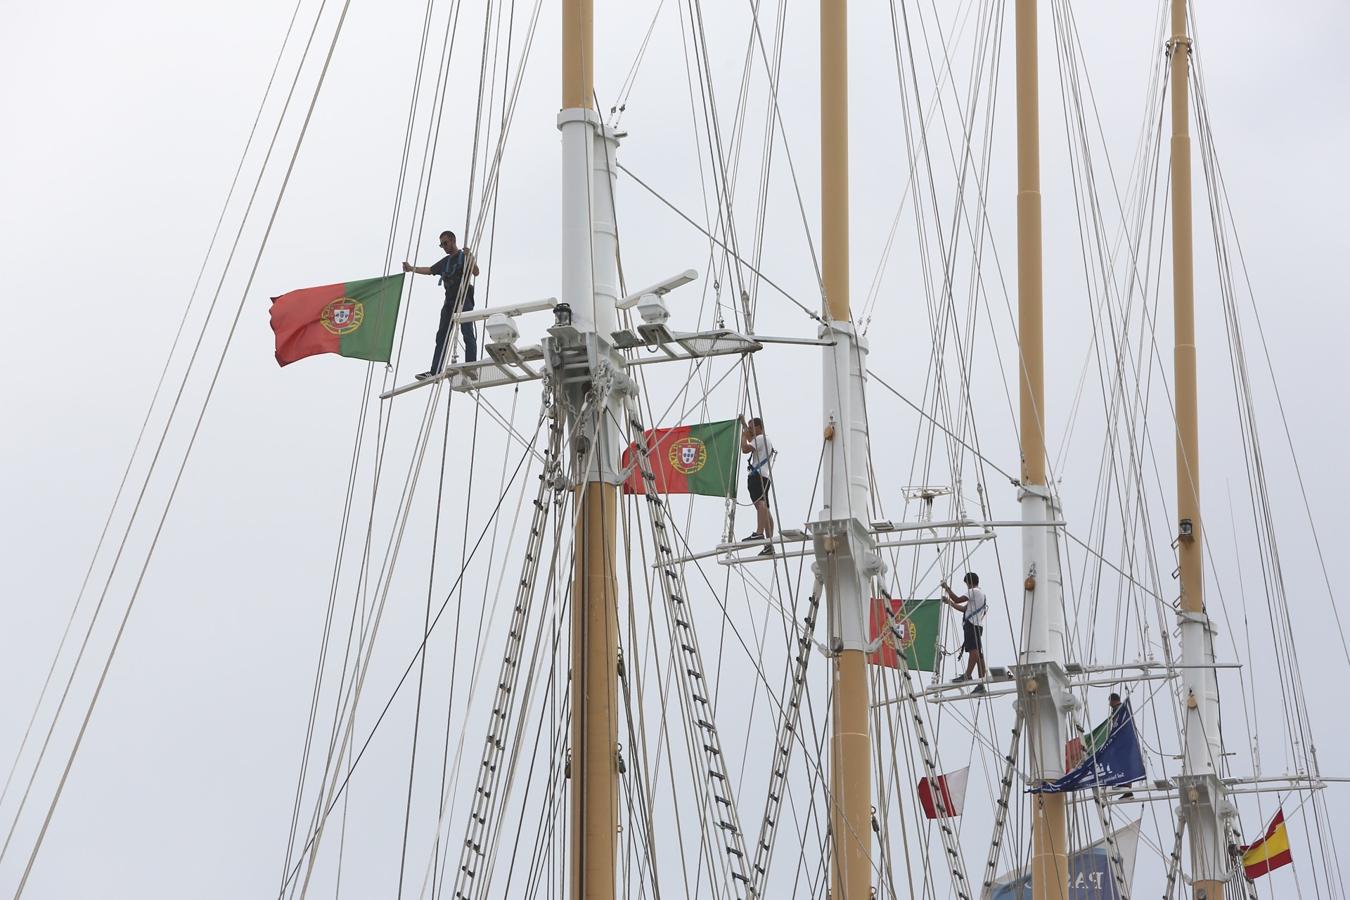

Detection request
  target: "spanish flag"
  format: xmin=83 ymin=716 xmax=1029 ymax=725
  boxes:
xmin=1241 ymin=809 xmax=1293 ymax=880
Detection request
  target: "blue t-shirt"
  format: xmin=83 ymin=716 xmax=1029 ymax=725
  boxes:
xmin=430 ymin=251 xmax=466 ymax=299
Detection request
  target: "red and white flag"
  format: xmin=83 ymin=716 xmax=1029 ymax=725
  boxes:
xmin=917 ymin=767 xmax=969 ymax=819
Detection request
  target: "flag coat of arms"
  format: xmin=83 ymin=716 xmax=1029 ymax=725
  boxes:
xmin=867 ymin=597 xmax=941 ymax=671
xmin=917 ymin=767 xmax=968 ymax=819
xmin=270 ymin=274 xmax=405 ymax=366
xmin=1241 ymin=809 xmax=1293 ymax=880
xmin=621 ymin=420 xmax=739 ymax=497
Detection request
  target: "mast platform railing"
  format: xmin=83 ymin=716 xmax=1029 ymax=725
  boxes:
xmin=655 ymin=519 xmax=1066 ymax=569
xmin=380 ymin=323 xmax=767 ymax=400
xmin=872 ymin=660 xmax=1239 ymax=709
xmin=1105 ymin=772 xmax=1340 ymax=804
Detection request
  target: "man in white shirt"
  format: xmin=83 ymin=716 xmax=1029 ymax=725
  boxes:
xmin=941 ymin=571 xmax=988 ymax=693
xmin=739 ymin=416 xmax=775 ymax=556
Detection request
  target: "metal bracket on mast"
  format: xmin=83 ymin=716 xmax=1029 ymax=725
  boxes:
xmin=542 ymin=325 xmax=634 ymax=485
xmin=807 ymin=518 xmax=885 ymax=651
xmin=808 ymin=320 xmax=880 ymax=653
xmin=1174 ymin=773 xmax=1237 ymax=884
xmin=1012 ymin=660 xmax=1077 ymax=784
xmin=1174 ymin=604 xmax=1236 ymax=885
xmin=1016 ymin=481 xmax=1074 ymax=786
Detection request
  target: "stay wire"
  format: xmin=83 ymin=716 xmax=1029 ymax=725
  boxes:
xmin=11 ymin=0 xmax=361 ymax=892
xmin=0 ymin=0 xmax=309 ymax=835
xmin=282 ymin=0 xmax=476 ymax=880
xmin=279 ymin=407 xmax=546 ymax=896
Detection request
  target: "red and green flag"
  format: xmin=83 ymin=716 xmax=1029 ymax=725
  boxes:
xmin=621 ymin=419 xmax=739 ymax=497
xmin=868 ymin=597 xmax=941 ymax=671
xmin=270 ymin=274 xmax=405 ymax=367
xmin=1066 ymin=709 xmax=1116 ymax=767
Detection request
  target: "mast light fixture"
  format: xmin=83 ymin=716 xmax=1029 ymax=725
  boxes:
xmin=485 ymin=313 xmax=520 ymax=345
xmin=617 ymin=269 xmax=699 ymax=309
xmin=459 ymin=296 xmax=558 ymax=325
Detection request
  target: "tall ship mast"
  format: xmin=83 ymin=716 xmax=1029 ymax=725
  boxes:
xmin=1011 ymin=1 xmax=1073 ymax=899
xmin=816 ymin=0 xmax=875 ymax=896
xmin=558 ymin=0 xmax=623 ymax=893
xmin=2 ymin=2 xmax=1347 ymax=899
xmin=1167 ymin=2 xmax=1229 ymax=897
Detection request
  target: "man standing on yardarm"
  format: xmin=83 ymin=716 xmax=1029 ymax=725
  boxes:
xmin=942 ymin=572 xmax=988 ymax=693
xmin=403 ymin=229 xmax=481 ymax=379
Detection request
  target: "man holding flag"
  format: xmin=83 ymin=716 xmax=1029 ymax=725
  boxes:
xmin=403 ymin=229 xmax=481 ymax=378
xmin=941 ymin=572 xmax=988 ymax=693
xmin=739 ymin=416 xmax=775 ymax=556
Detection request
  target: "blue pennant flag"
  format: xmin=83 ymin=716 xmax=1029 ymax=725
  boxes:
xmin=1033 ymin=700 xmax=1145 ymax=794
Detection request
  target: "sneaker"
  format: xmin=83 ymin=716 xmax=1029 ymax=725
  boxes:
xmin=743 ymin=532 xmax=764 ymax=542
xmin=415 ymin=371 xmax=434 ymax=381
xmin=970 ymin=684 xmax=987 ymax=696
xmin=758 ymin=545 xmax=775 ymax=557
xmin=950 ymin=674 xmax=970 ymax=684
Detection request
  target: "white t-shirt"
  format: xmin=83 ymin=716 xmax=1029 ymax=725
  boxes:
xmin=963 ymin=586 xmax=987 ymax=626
xmin=749 ymin=434 xmax=773 ymax=480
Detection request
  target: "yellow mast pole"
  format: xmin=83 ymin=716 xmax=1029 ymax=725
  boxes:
xmin=562 ymin=1 xmax=619 ymax=898
xmin=820 ymin=2 xmax=871 ymax=897
xmin=570 ymin=483 xmax=618 ymax=900
xmin=561 ymin=0 xmax=592 ymax=111
xmin=1015 ymin=1 xmax=1068 ymax=898
xmin=1170 ymin=0 xmax=1202 ymax=652
xmin=1168 ymin=2 xmax=1230 ymax=896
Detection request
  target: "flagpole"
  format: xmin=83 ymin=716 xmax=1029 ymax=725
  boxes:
xmin=1012 ymin=1 xmax=1071 ymax=898
xmin=1167 ymin=1 xmax=1232 ymax=894
xmin=561 ymin=0 xmax=624 ymax=896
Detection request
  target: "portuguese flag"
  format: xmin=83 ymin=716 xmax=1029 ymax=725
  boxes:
xmin=270 ymin=274 xmax=405 ymax=367
xmin=868 ymin=597 xmax=941 ymax=671
xmin=1065 ymin=709 xmax=1115 ymax=768
xmin=621 ymin=419 xmax=739 ymax=497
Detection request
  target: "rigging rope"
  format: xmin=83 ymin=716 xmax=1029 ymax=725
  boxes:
xmin=626 ymin=396 xmax=755 ymax=896
xmin=10 ymin=1 xmax=361 ymax=891
xmin=0 ymin=0 xmax=310 ymax=831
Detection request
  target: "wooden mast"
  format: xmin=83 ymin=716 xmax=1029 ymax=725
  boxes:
xmin=1170 ymin=0 xmax=1201 ymax=628
xmin=1169 ymin=2 xmax=1231 ymax=895
xmin=820 ymin=1 xmax=872 ymax=897
xmin=562 ymin=0 xmax=620 ymax=897
xmin=1014 ymin=1 xmax=1069 ymax=898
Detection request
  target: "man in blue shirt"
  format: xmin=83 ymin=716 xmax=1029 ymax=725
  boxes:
xmin=403 ymin=230 xmax=481 ymax=379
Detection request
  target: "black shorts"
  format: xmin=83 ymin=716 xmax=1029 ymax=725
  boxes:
xmin=962 ymin=622 xmax=983 ymax=653
xmin=748 ymin=473 xmax=771 ymax=504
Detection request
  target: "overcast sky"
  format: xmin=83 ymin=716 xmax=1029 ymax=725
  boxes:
xmin=3 ymin=0 xmax=1349 ymax=897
